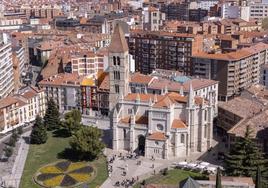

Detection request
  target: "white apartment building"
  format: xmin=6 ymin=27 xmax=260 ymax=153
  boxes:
xmin=39 ymin=73 xmax=84 ymax=112
xmin=142 ymin=6 xmax=165 ymax=31
xmin=0 ymin=33 xmax=15 ymax=99
xmin=0 ymin=86 xmax=46 ymax=134
xmin=197 ymin=0 xmax=218 ymax=10
xmin=250 ymin=3 xmax=268 ymax=19
xmin=14 ymin=46 xmax=26 ymax=76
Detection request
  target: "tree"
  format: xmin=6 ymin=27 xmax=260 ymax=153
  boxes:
xmin=11 ymin=130 xmax=18 ymax=141
xmin=7 ymin=136 xmax=16 ymax=147
xmin=69 ymin=126 xmax=105 ymax=160
xmin=225 ymin=125 xmax=267 ymax=178
xmin=17 ymin=126 xmax=23 ymax=135
xmin=44 ymin=98 xmax=60 ymax=130
xmin=30 ymin=116 xmax=47 ymax=144
xmin=62 ymin=109 xmax=82 ymax=136
xmin=4 ymin=146 xmax=13 ymax=158
xmin=256 ymin=166 xmax=261 ymax=188
xmin=216 ymin=167 xmax=222 ymax=188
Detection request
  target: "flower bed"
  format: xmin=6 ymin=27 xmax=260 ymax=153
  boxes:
xmin=34 ymin=160 xmax=94 ymax=187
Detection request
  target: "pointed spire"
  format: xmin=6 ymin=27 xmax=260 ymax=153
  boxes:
xmin=144 ymin=87 xmax=148 ymax=94
xmin=119 ymin=92 xmax=124 ymax=102
xmin=180 ymin=86 xmax=184 ymax=96
xmin=113 ymin=107 xmax=118 ymax=118
xmin=108 ymin=23 xmax=128 ymax=53
xmin=188 ymin=82 xmax=194 ymax=107
xmin=154 ymin=94 xmax=158 ymax=103
xmin=149 ymin=97 xmax=153 ymax=106
xmin=135 ymin=93 xmax=140 ymax=103
xmin=164 ymin=85 xmax=168 ymax=94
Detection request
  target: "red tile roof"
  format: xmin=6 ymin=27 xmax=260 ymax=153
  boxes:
xmin=0 ymin=97 xmax=19 ymax=109
xmin=120 ymin=115 xmax=148 ymax=125
xmin=39 ymin=73 xmax=83 ymax=87
xmin=171 ymin=119 xmax=187 ymax=129
xmin=130 ymin=72 xmax=155 ymax=85
xmin=147 ymin=132 xmax=166 ymax=141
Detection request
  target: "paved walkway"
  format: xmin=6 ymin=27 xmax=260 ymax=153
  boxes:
xmin=2 ymin=131 xmax=31 ymax=188
xmin=101 ymin=149 xmax=175 ymax=188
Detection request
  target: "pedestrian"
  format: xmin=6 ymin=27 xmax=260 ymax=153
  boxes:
xmin=137 ymin=176 xmax=139 ymax=181
xmin=154 ymin=169 xmax=156 ymax=175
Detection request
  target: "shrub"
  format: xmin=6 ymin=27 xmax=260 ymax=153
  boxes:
xmin=4 ymin=146 xmax=13 ymax=158
xmin=8 ymin=137 xmax=16 ymax=147
xmin=162 ymin=168 xmax=168 ymax=176
xmin=17 ymin=126 xmax=23 ymax=135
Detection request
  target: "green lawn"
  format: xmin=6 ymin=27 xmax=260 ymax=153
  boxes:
xmin=20 ymin=130 xmax=108 ymax=188
xmin=133 ymin=169 xmax=207 ymax=188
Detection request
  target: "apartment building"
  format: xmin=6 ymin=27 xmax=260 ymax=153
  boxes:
xmin=38 ymin=73 xmax=84 ymax=112
xmin=161 ymin=2 xmax=189 ymax=21
xmin=196 ymin=0 xmax=218 ymax=10
xmin=260 ymin=63 xmax=268 ymax=88
xmin=142 ymin=6 xmax=165 ymax=31
xmin=0 ymin=86 xmax=46 ymax=134
xmin=71 ymin=52 xmax=106 ymax=77
xmin=250 ymin=3 xmax=268 ymax=19
xmin=192 ymin=42 xmax=268 ymax=101
xmin=19 ymin=5 xmax=62 ymax=19
xmin=0 ymin=33 xmax=15 ymax=99
xmin=13 ymin=46 xmax=26 ymax=77
xmin=128 ymin=30 xmax=203 ymax=75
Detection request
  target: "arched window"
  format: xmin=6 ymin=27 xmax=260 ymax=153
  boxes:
xmin=113 ymin=56 xmax=116 ymax=65
xmin=117 ymin=56 xmax=120 ymax=66
xmin=123 ymin=129 xmax=127 ymax=139
xmin=157 ymin=124 xmax=164 ymax=131
xmin=181 ymin=134 xmax=185 ymax=144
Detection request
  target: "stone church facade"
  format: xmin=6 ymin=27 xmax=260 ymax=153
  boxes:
xmin=108 ymin=24 xmax=213 ymax=159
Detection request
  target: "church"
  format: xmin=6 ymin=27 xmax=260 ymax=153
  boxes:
xmin=108 ymin=24 xmax=214 ymax=159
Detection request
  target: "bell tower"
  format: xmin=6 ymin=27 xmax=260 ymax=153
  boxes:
xmin=108 ymin=23 xmax=129 ymax=111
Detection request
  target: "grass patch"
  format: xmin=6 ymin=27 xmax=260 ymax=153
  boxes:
xmin=133 ymin=169 xmax=207 ymax=188
xmin=20 ymin=130 xmax=108 ymax=188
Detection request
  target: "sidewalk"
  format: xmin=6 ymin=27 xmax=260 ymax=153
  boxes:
xmin=2 ymin=131 xmax=31 ymax=188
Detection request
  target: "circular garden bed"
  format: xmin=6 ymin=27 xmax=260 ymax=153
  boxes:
xmin=34 ymin=160 xmax=94 ymax=187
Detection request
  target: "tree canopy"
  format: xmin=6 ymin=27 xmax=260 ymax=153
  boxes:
xmin=69 ymin=126 xmax=105 ymax=160
xmin=30 ymin=115 xmax=47 ymax=144
xmin=225 ymin=125 xmax=268 ymax=182
xmin=44 ymin=98 xmax=61 ymax=130
xmin=62 ymin=109 xmax=82 ymax=136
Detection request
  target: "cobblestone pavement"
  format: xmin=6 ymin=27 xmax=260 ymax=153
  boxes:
xmin=101 ymin=149 xmax=171 ymax=188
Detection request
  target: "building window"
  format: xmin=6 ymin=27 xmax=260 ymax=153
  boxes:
xmin=204 ymin=124 xmax=207 ymax=138
xmin=181 ymin=134 xmax=185 ymax=144
xmin=113 ymin=56 xmax=116 ymax=65
xmin=117 ymin=56 xmax=120 ymax=66
xmin=115 ymin=85 xmax=120 ymax=93
xmin=157 ymin=124 xmax=164 ymax=131
xmin=128 ymin=109 xmax=132 ymax=114
xmin=123 ymin=129 xmax=126 ymax=139
xmin=114 ymin=71 xmax=120 ymax=80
